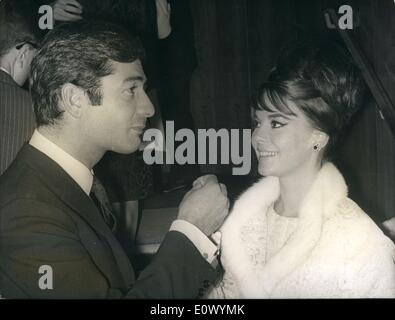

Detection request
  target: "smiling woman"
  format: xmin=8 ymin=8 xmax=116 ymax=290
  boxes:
xmin=207 ymin=41 xmax=395 ymax=299
xmin=252 ymin=101 xmax=321 ymax=179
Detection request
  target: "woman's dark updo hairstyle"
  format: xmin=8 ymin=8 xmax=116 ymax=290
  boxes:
xmin=256 ymin=41 xmax=366 ymax=158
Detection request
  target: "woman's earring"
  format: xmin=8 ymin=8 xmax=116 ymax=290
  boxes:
xmin=313 ymin=144 xmax=321 ymax=151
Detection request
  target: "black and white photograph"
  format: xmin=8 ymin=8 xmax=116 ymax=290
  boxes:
xmin=0 ymin=0 xmax=394 ymax=303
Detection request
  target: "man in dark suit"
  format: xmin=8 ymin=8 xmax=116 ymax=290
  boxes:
xmin=0 ymin=21 xmax=229 ymax=298
xmin=0 ymin=1 xmax=38 ymax=175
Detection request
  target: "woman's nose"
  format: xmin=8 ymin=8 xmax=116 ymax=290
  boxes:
xmin=253 ymin=123 xmax=270 ymax=141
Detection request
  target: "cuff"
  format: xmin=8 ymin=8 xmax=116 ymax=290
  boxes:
xmin=170 ymin=220 xmax=220 ymax=264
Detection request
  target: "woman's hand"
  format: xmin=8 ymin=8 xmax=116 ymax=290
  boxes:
xmin=51 ymin=0 xmax=83 ymax=22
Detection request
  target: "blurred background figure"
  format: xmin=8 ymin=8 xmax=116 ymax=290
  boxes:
xmin=154 ymin=0 xmax=201 ymax=192
xmin=383 ymin=217 xmax=395 ymax=241
xmin=0 ymin=0 xmax=38 ymax=176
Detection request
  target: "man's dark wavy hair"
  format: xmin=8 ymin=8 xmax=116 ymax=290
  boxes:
xmin=30 ymin=20 xmax=145 ymax=127
xmin=255 ymin=40 xmax=366 ymax=159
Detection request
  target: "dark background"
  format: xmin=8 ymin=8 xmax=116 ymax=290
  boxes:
xmin=12 ymin=0 xmax=395 ymax=224
xmin=189 ymin=0 xmax=395 ymax=223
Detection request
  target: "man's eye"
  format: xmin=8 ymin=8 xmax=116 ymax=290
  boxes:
xmin=271 ymin=120 xmax=285 ymax=128
xmin=127 ymin=86 xmax=137 ymax=96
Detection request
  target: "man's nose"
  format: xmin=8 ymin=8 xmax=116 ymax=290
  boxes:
xmin=140 ymin=91 xmax=155 ymax=118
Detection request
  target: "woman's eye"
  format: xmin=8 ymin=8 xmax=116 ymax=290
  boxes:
xmin=254 ymin=119 xmax=261 ymax=128
xmin=271 ymin=120 xmax=285 ymax=128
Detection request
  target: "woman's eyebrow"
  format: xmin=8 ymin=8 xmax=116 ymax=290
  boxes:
xmin=267 ymin=112 xmax=294 ymax=120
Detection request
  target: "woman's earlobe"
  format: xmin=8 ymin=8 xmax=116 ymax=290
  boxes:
xmin=312 ymin=131 xmax=329 ymax=150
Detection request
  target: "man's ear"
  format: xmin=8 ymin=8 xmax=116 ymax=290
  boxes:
xmin=60 ymin=83 xmax=87 ymax=118
xmin=311 ymin=130 xmax=329 ymax=150
xmin=15 ymin=44 xmax=30 ymax=68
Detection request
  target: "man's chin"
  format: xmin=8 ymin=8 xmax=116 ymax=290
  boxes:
xmin=122 ymin=146 xmax=139 ymax=154
xmin=110 ymin=142 xmax=140 ymax=155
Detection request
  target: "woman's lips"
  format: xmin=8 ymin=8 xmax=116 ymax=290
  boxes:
xmin=259 ymin=151 xmax=278 ymax=158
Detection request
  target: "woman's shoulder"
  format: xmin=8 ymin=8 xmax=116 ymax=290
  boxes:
xmin=324 ymin=197 xmax=395 ymax=255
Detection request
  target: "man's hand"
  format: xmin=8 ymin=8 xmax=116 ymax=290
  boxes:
xmin=383 ymin=217 xmax=395 ymax=240
xmin=52 ymin=0 xmax=83 ymax=22
xmin=178 ymin=175 xmax=229 ymax=236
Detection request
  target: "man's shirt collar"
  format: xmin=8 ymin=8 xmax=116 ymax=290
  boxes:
xmin=0 ymin=67 xmax=10 ymax=76
xmin=29 ymin=129 xmax=93 ymax=195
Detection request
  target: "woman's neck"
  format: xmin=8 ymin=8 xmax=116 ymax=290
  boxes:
xmin=274 ymin=161 xmax=322 ymax=218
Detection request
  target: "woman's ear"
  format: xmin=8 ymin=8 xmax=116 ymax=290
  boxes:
xmin=311 ymin=130 xmax=329 ymax=151
xmin=60 ymin=83 xmax=87 ymax=118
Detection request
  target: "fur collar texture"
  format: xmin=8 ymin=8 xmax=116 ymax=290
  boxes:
xmin=220 ymin=162 xmax=349 ymax=298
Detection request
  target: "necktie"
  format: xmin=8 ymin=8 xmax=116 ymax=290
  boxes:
xmin=90 ymin=175 xmax=117 ymax=232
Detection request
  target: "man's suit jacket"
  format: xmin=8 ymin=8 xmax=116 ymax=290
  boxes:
xmin=0 ymin=70 xmax=35 ymax=176
xmin=0 ymin=145 xmax=216 ymax=298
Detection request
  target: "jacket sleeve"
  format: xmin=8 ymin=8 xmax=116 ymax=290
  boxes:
xmin=0 ymin=199 xmax=217 ymax=299
xmin=0 ymin=199 xmax=111 ymax=298
xmin=126 ymin=231 xmax=217 ymax=299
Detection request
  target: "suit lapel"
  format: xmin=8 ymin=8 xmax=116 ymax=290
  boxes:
xmin=18 ymin=145 xmax=135 ymax=289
